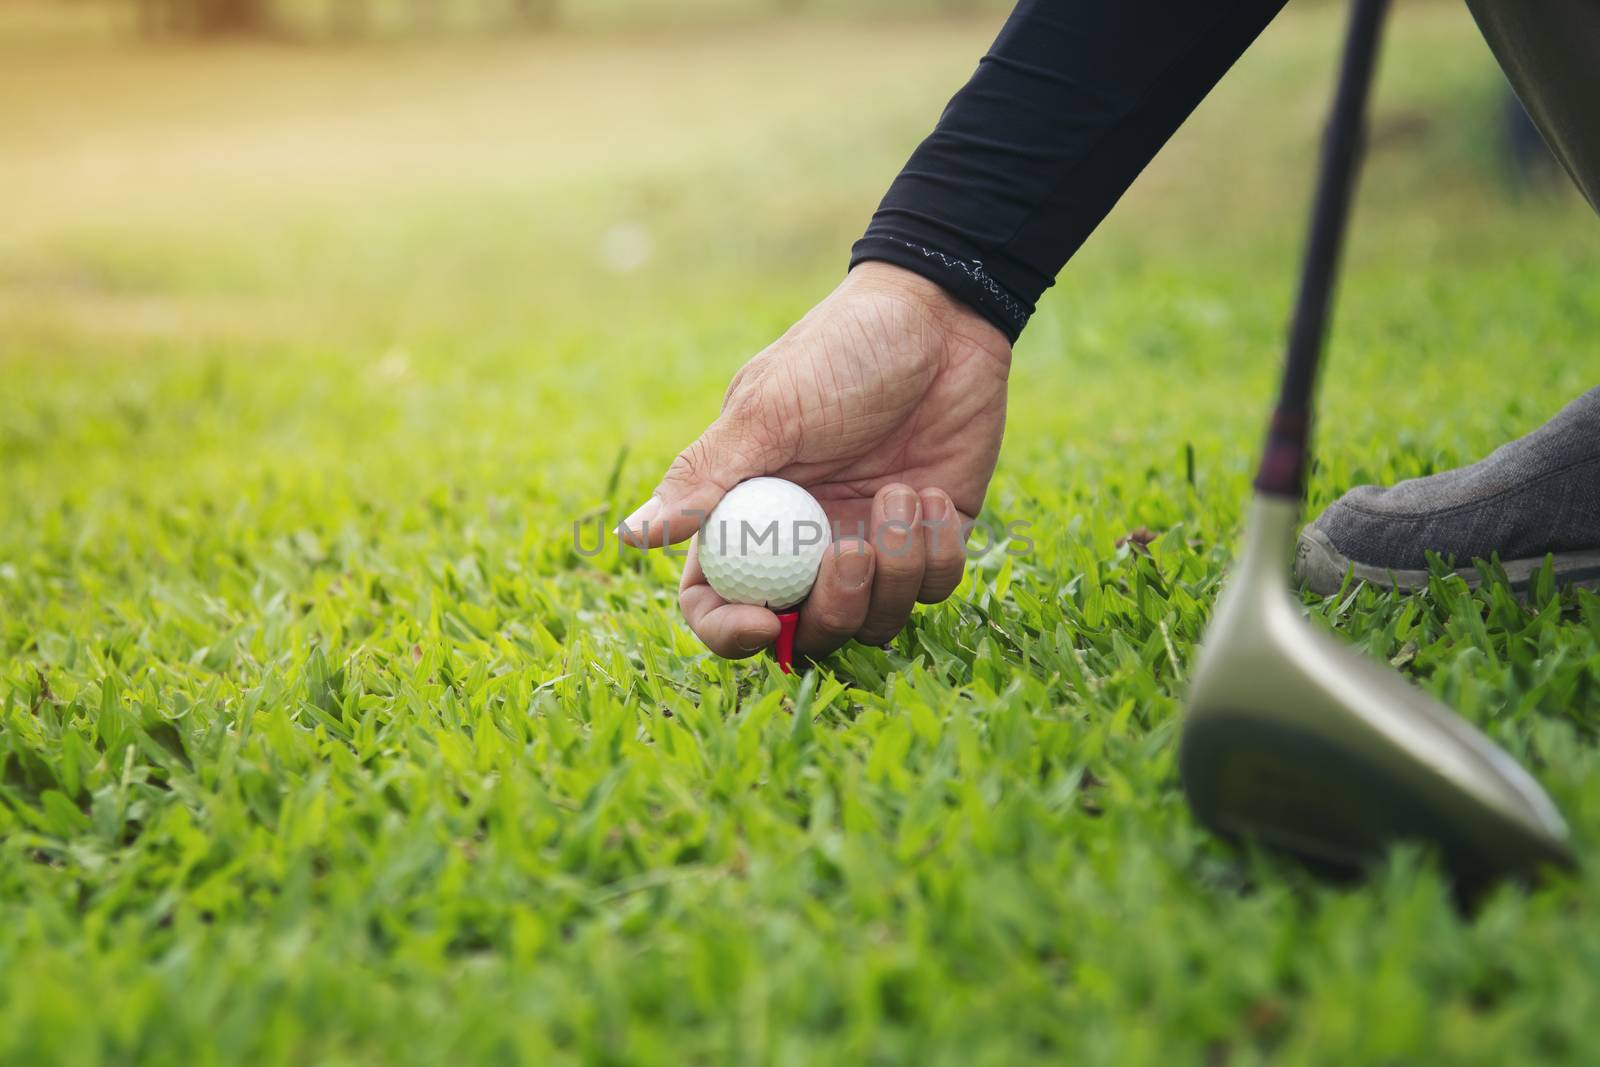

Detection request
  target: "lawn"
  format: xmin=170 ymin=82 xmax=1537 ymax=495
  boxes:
xmin=3 ymin=2 xmax=1600 ymax=1064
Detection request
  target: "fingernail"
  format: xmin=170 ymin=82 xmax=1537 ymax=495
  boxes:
xmin=737 ymin=630 xmax=771 ymax=652
xmin=886 ymin=489 xmax=919 ymax=525
xmin=838 ymin=547 xmax=872 ymax=589
xmin=616 ymin=497 xmax=662 ymax=543
xmin=922 ymin=492 xmax=949 ymax=522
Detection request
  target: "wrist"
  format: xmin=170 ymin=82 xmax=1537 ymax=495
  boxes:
xmin=845 ymin=260 xmax=1010 ymax=350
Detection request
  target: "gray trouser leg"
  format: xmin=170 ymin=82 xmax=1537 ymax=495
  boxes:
xmin=1465 ymin=0 xmax=1600 ymax=213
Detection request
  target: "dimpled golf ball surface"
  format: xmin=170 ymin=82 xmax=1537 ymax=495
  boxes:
xmin=699 ymin=478 xmax=831 ymax=609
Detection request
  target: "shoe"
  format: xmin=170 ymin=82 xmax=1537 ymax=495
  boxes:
xmin=1296 ymin=386 xmax=1600 ymax=595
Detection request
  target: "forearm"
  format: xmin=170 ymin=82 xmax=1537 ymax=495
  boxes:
xmin=853 ymin=0 xmax=1288 ymax=341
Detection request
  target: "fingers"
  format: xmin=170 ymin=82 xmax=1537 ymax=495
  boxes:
xmin=618 ymin=406 xmax=788 ymax=549
xmin=677 ymin=485 xmax=969 ymax=663
xmin=855 ymin=485 xmax=927 ymax=646
xmin=917 ymin=487 xmax=966 ymax=604
xmin=794 ymin=539 xmax=875 ymax=657
xmin=678 ymin=542 xmax=780 ymax=659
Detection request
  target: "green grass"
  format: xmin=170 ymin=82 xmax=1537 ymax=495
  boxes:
xmin=4 ymin=4 xmax=1600 ymax=1064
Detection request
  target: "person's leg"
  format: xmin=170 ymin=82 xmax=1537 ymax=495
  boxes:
xmin=1295 ymin=2 xmax=1600 ymax=596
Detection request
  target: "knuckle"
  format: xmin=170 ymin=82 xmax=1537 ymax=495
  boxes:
xmin=872 ymin=538 xmax=923 ymax=574
xmin=921 ymin=559 xmax=965 ymax=598
xmin=707 ymin=400 xmax=793 ymax=475
xmin=856 ymin=609 xmax=910 ymax=646
xmin=809 ymin=604 xmax=860 ymax=639
xmin=663 ymin=437 xmax=712 ymax=486
xmin=879 ymin=567 xmax=921 ymax=596
xmin=723 ymin=357 xmax=779 ymax=408
xmin=722 ymin=367 xmax=754 ymax=406
xmin=721 ymin=382 xmax=767 ymax=425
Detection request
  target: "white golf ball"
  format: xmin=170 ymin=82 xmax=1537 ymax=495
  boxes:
xmin=698 ymin=477 xmax=831 ymax=609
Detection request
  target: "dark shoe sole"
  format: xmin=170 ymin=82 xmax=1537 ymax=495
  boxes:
xmin=1295 ymin=525 xmax=1600 ymax=597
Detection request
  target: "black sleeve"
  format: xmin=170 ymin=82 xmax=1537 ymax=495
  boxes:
xmin=851 ymin=0 xmax=1289 ymax=342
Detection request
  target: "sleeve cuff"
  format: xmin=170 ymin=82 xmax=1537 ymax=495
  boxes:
xmin=849 ymin=235 xmax=1032 ymax=344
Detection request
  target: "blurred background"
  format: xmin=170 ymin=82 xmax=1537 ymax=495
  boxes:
xmin=2 ymin=0 xmax=1593 ymax=543
xmin=7 ymin=0 xmax=1015 ymax=37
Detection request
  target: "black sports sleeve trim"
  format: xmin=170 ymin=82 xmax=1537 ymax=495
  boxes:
xmin=851 ymin=0 xmax=1289 ymax=342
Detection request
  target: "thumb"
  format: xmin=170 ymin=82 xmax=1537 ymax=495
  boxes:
xmin=616 ymin=413 xmax=779 ymax=548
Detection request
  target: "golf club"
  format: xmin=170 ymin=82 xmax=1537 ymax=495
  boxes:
xmin=1178 ymin=0 xmax=1575 ymax=893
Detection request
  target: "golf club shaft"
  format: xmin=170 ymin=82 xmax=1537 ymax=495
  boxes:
xmin=1255 ymin=0 xmax=1390 ymax=499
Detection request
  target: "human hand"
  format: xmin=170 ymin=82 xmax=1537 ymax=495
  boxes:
xmin=618 ymin=261 xmax=1012 ymax=660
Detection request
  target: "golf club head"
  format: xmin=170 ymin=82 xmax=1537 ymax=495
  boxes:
xmin=1180 ymin=495 xmax=1574 ymax=893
